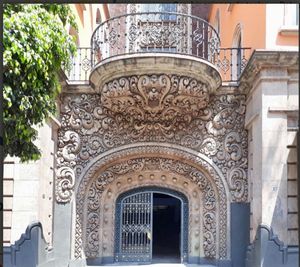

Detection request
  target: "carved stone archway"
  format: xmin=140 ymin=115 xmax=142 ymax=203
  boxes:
xmin=73 ymin=143 xmax=231 ymax=262
xmin=55 ymin=87 xmax=248 ymax=265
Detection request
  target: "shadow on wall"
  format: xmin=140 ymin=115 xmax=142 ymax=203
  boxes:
xmin=245 ymin=225 xmax=299 ymax=267
xmin=3 ymin=221 xmax=54 ymax=267
xmin=245 ymin=111 xmax=299 ymax=267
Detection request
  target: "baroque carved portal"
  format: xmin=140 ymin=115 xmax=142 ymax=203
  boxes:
xmin=74 ymin=148 xmax=229 ymax=261
xmin=55 ymin=72 xmax=248 ymax=261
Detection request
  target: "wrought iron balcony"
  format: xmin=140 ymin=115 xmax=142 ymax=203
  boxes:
xmin=65 ymin=12 xmax=251 ymax=83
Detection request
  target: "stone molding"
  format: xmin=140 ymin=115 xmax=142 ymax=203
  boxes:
xmin=239 ymin=50 xmax=299 ymax=94
xmin=89 ymin=55 xmax=222 ymax=92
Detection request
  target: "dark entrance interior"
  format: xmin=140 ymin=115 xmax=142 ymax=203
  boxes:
xmin=152 ymin=193 xmax=181 ymax=263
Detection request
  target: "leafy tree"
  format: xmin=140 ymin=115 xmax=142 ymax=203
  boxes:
xmin=3 ymin=4 xmax=77 ymax=161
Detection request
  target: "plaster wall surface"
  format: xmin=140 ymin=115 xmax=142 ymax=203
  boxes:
xmin=266 ymin=4 xmax=299 ymax=49
xmin=209 ymin=4 xmax=265 ymax=50
xmin=245 ymin=65 xmax=298 ymax=245
xmin=4 ymin=121 xmax=56 ymax=245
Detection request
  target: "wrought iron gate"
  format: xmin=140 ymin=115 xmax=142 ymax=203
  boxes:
xmin=116 ymin=192 xmax=153 ymax=262
xmin=115 ymin=187 xmax=188 ymax=263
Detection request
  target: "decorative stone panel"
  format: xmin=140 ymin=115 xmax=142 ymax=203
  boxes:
xmin=56 ymin=83 xmax=247 ymax=203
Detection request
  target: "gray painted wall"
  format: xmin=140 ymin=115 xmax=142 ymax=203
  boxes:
xmin=3 ymin=221 xmax=54 ymax=267
xmin=231 ymin=202 xmax=250 ymax=267
xmin=5 ymin=212 xmax=299 ymax=267
xmin=246 ymin=225 xmax=299 ymax=267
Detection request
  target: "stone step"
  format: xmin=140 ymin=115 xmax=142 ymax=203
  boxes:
xmin=85 ymin=265 xmax=216 ymax=267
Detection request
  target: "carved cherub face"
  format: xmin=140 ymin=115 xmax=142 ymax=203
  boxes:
xmin=148 ymin=86 xmax=160 ymax=101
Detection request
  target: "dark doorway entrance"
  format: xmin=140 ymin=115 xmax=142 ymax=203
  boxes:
xmin=115 ymin=187 xmax=188 ymax=263
xmin=152 ymin=193 xmax=181 ymax=263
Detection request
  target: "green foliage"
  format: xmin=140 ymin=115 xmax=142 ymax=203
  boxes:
xmin=3 ymin=4 xmax=77 ymax=162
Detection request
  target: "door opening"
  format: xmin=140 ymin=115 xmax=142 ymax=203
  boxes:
xmin=152 ymin=193 xmax=181 ymax=263
xmin=115 ymin=187 xmax=188 ymax=263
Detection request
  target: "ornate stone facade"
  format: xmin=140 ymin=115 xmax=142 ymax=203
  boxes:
xmin=55 ymin=73 xmax=248 ymax=261
xmin=74 ymin=146 xmax=229 ymax=260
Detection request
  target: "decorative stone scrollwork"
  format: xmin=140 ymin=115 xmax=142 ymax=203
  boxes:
xmin=56 ymin=73 xmax=248 ymax=260
xmin=100 ymin=75 xmax=211 ymax=139
xmin=72 ymin=144 xmax=229 ymax=260
xmin=56 ymin=130 xmax=81 ymax=202
xmin=56 ymin=166 xmax=75 ymax=203
xmin=57 ymin=87 xmax=248 ymax=202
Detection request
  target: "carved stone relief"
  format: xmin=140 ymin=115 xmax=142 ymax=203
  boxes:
xmin=56 ymin=75 xmax=247 ymax=204
xmin=72 ymin=145 xmax=229 ymax=260
xmin=98 ymin=174 xmax=207 ymax=260
xmin=76 ymin=155 xmax=226 ymax=260
xmin=100 ymin=75 xmax=211 ymax=139
xmin=56 ymin=72 xmax=247 ymax=261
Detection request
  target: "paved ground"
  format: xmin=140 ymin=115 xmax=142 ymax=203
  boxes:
xmin=87 ymin=264 xmax=216 ymax=267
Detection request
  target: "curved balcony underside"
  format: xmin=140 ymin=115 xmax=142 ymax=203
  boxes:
xmin=90 ymin=53 xmax=222 ymax=93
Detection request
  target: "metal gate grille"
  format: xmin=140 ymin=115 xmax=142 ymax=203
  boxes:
xmin=115 ymin=187 xmax=188 ymax=263
xmin=117 ymin=192 xmax=152 ymax=262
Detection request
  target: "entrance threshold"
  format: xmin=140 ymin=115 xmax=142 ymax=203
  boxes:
xmin=86 ymin=264 xmax=216 ymax=267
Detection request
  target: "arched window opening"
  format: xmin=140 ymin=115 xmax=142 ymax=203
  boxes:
xmin=237 ymin=33 xmax=242 ymax=77
xmin=232 ymin=23 xmax=243 ymax=81
xmin=214 ymin=9 xmax=220 ymax=35
xmin=96 ymin=8 xmax=101 ymax=24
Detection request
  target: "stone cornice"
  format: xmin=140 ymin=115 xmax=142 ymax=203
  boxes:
xmin=239 ymin=50 xmax=299 ymax=95
xmin=61 ymin=82 xmax=94 ymax=94
xmin=48 ymin=115 xmax=61 ymax=130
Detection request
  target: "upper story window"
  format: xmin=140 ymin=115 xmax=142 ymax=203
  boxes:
xmin=284 ymin=4 xmax=299 ymax=26
xmin=236 ymin=34 xmax=242 ymax=76
xmin=231 ymin=23 xmax=243 ymax=81
xmin=140 ymin=4 xmax=177 ymax=21
xmin=213 ymin=9 xmax=220 ymax=35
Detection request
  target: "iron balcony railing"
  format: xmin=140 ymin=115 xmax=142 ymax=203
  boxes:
xmin=91 ymin=12 xmax=220 ymax=66
xmin=65 ymin=12 xmax=252 ymax=83
xmin=218 ymin=47 xmax=251 ymax=82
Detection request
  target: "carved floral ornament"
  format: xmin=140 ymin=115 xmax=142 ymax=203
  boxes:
xmin=100 ymin=75 xmax=211 ymax=134
xmin=73 ymin=146 xmax=229 ymax=260
xmin=56 ymin=74 xmax=248 ymax=205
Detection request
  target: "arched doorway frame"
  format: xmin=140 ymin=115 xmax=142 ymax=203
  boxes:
xmin=114 ymin=186 xmax=189 ymax=263
xmin=73 ymin=143 xmax=231 ymax=262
